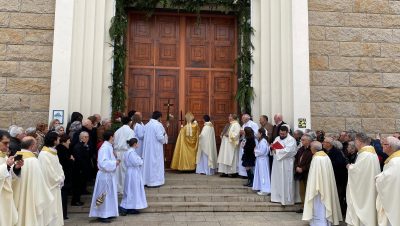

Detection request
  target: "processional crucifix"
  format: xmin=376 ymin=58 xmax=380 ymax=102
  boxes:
xmin=164 ymin=99 xmax=173 ymax=128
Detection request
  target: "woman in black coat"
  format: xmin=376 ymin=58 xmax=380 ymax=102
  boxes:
xmin=241 ymin=127 xmax=256 ymax=187
xmin=56 ymin=134 xmax=74 ymax=220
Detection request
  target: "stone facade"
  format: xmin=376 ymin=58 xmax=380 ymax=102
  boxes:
xmin=309 ymin=0 xmax=400 ymax=135
xmin=0 ymin=0 xmax=54 ymax=129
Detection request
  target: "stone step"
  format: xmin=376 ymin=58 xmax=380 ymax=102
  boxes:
xmin=146 ymin=193 xmax=270 ymax=202
xmin=145 ymin=185 xmax=255 ymax=194
xmin=164 ymin=178 xmax=247 ymax=186
xmin=69 ymin=201 xmax=302 ymax=213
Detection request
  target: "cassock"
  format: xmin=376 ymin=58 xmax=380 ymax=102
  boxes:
xmin=134 ymin=122 xmax=145 ymax=157
xmin=171 ymin=114 xmax=200 ymax=171
xmin=142 ymin=119 xmax=167 ymax=187
xmin=0 ymin=154 xmax=18 ymax=226
xmin=238 ymin=120 xmax=259 ymax=176
xmin=302 ymin=151 xmax=342 ymax=226
xmin=270 ymin=134 xmax=300 ymax=205
xmin=114 ymin=124 xmax=135 ymax=193
xmin=38 ymin=147 xmax=65 ymax=226
xmin=196 ymin=122 xmax=218 ymax=175
xmin=89 ymin=141 xmax=119 ymax=218
xmin=346 ymin=146 xmax=380 ymax=226
xmin=13 ymin=150 xmax=54 ymax=226
xmin=376 ymin=150 xmax=400 ymax=226
xmin=217 ymin=120 xmax=241 ymax=174
xmin=120 ymin=147 xmax=147 ymax=210
xmin=252 ymin=138 xmax=271 ymax=193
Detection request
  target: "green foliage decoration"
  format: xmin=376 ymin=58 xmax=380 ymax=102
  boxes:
xmin=109 ymin=0 xmax=254 ymax=116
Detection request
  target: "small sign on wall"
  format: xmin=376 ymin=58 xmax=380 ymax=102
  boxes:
xmin=53 ymin=110 xmax=64 ymax=124
xmin=298 ymin=118 xmax=306 ymax=129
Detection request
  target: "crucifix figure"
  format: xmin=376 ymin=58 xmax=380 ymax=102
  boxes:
xmin=164 ymin=99 xmax=174 ymax=127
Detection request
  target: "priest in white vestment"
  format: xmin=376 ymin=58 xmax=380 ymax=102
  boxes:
xmin=252 ymin=128 xmax=271 ymax=195
xmin=13 ymin=137 xmax=54 ymax=226
xmin=302 ymin=141 xmax=342 ymax=226
xmin=142 ymin=111 xmax=168 ymax=187
xmin=196 ymin=115 xmax=218 ymax=175
xmin=238 ymin=114 xmax=259 ymax=177
xmin=114 ymin=116 xmax=135 ymax=193
xmin=376 ymin=136 xmax=400 ymax=226
xmin=119 ymin=138 xmax=147 ymax=215
xmin=346 ymin=132 xmax=381 ymax=226
xmin=89 ymin=130 xmax=120 ymax=223
xmin=270 ymin=125 xmax=299 ymax=205
xmin=132 ymin=112 xmax=145 ymax=157
xmin=0 ymin=130 xmax=21 ymax=226
xmin=217 ymin=114 xmax=241 ymax=176
xmin=38 ymin=132 xmax=65 ymax=226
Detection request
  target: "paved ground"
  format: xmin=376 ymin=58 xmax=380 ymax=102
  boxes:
xmin=64 ymin=212 xmax=309 ymax=226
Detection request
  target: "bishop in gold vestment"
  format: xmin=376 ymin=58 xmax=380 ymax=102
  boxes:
xmin=171 ymin=112 xmax=200 ymax=171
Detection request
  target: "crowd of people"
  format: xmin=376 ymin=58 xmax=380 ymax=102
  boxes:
xmin=1 ymin=109 xmax=399 ymax=225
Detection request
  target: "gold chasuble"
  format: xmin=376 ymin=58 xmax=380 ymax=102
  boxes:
xmin=171 ymin=112 xmax=200 ymax=171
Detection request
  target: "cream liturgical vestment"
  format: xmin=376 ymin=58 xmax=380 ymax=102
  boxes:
xmin=346 ymin=146 xmax=381 ymax=226
xmin=13 ymin=150 xmax=54 ymax=226
xmin=196 ymin=122 xmax=218 ymax=175
xmin=114 ymin=125 xmax=135 ymax=193
xmin=302 ymin=151 xmax=342 ymax=226
xmin=376 ymin=150 xmax=400 ymax=226
xmin=217 ymin=120 xmax=241 ymax=174
xmin=270 ymin=134 xmax=299 ymax=205
xmin=0 ymin=154 xmax=18 ymax=226
xmin=38 ymin=147 xmax=65 ymax=226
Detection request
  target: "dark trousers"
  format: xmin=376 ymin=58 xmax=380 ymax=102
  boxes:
xmin=71 ymin=172 xmax=86 ymax=203
xmin=337 ymin=182 xmax=347 ymax=216
xmin=61 ymin=185 xmax=69 ymax=217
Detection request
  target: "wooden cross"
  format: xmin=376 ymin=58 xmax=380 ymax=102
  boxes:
xmin=178 ymin=110 xmax=184 ymax=126
xmin=164 ymin=99 xmax=173 ymax=121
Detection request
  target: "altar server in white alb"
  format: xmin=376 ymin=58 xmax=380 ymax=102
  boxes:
xmin=302 ymin=141 xmax=342 ymax=226
xmin=38 ymin=132 xmax=65 ymax=226
xmin=132 ymin=112 xmax=145 ymax=157
xmin=252 ymin=128 xmax=271 ymax=196
xmin=119 ymin=138 xmax=147 ymax=215
xmin=0 ymin=130 xmax=22 ymax=226
xmin=196 ymin=115 xmax=218 ymax=175
xmin=346 ymin=132 xmax=381 ymax=226
xmin=376 ymin=136 xmax=400 ymax=226
xmin=113 ymin=116 xmax=135 ymax=193
xmin=217 ymin=114 xmax=241 ymax=176
xmin=142 ymin=111 xmax=168 ymax=187
xmin=13 ymin=137 xmax=54 ymax=226
xmin=89 ymin=130 xmax=120 ymax=223
xmin=270 ymin=125 xmax=300 ymax=205
xmin=238 ymin=114 xmax=259 ymax=177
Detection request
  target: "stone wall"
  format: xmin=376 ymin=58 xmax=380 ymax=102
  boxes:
xmin=309 ymin=0 xmax=400 ymax=135
xmin=0 ymin=0 xmax=55 ymax=129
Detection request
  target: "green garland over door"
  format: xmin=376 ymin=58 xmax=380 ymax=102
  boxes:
xmin=109 ymin=0 xmax=254 ymax=117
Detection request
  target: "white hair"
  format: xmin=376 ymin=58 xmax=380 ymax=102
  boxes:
xmin=386 ymin=136 xmax=400 ymax=152
xmin=9 ymin=126 xmax=24 ymax=138
xmin=311 ymin=141 xmax=322 ymax=151
xmin=332 ymin=140 xmax=343 ymax=150
xmin=25 ymin=127 xmax=36 ymax=135
xmin=79 ymin=131 xmax=89 ymax=140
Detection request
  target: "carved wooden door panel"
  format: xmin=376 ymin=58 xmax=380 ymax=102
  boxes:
xmin=127 ymin=12 xmax=237 ymax=165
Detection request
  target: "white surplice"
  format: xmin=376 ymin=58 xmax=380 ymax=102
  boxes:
xmin=120 ymin=147 xmax=147 ymax=210
xmin=238 ymin=120 xmax=259 ymax=176
xmin=38 ymin=147 xmax=65 ymax=226
xmin=252 ymin=138 xmax=271 ymax=193
xmin=217 ymin=120 xmax=241 ymax=174
xmin=376 ymin=151 xmax=400 ymax=226
xmin=346 ymin=146 xmax=381 ymax=226
xmin=302 ymin=151 xmax=342 ymax=226
xmin=13 ymin=150 xmax=54 ymax=226
xmin=0 ymin=156 xmax=18 ymax=226
xmin=114 ymin=125 xmax=135 ymax=193
xmin=142 ymin=119 xmax=167 ymax=187
xmin=196 ymin=122 xmax=218 ymax=175
xmin=89 ymin=141 xmax=119 ymax=218
xmin=270 ymin=135 xmax=299 ymax=205
xmin=133 ymin=122 xmax=145 ymax=157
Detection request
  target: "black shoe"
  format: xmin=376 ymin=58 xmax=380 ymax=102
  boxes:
xmin=71 ymin=201 xmax=84 ymax=206
xmin=63 ymin=216 xmax=69 ymax=220
xmin=247 ymin=183 xmax=253 ymax=187
xmin=128 ymin=209 xmax=140 ymax=214
xmin=239 ymin=176 xmax=248 ymax=179
xmin=119 ymin=206 xmax=127 ymax=216
xmin=296 ymin=209 xmax=303 ymax=213
xmin=98 ymin=218 xmax=111 ymax=223
xmin=228 ymin=174 xmax=237 ymax=178
xmin=220 ymin=173 xmax=228 ymax=177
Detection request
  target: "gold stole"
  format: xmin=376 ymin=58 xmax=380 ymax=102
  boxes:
xmin=384 ymin=150 xmax=400 ymax=165
xmin=358 ymin=145 xmax=376 ymax=154
xmin=41 ymin=146 xmax=57 ymax=155
xmin=16 ymin=151 xmax=36 ymax=159
xmin=0 ymin=152 xmax=7 ymax=158
xmin=313 ymin=151 xmax=327 ymax=157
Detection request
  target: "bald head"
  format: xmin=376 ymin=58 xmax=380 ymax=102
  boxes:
xmin=21 ymin=136 xmax=37 ymax=152
xmin=310 ymin=141 xmax=323 ymax=154
xmin=82 ymin=119 xmax=93 ymax=130
xmin=274 ymin=114 xmax=283 ymax=124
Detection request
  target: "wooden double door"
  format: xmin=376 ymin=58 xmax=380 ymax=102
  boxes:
xmin=127 ymin=12 xmax=237 ymax=167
